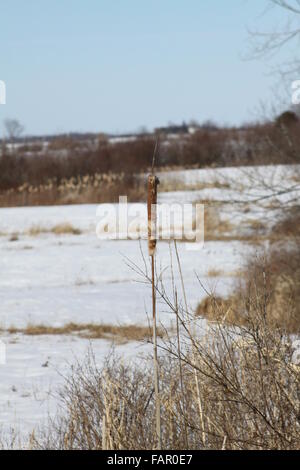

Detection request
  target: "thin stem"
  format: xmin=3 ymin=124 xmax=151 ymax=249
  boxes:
xmin=151 ymin=254 xmax=161 ymax=449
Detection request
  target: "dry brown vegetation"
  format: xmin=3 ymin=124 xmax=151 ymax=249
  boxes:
xmin=197 ymin=244 xmax=300 ymax=334
xmin=2 ymin=223 xmax=296 ymax=449
xmin=272 ymin=205 xmax=300 ymax=241
xmin=3 ymin=223 xmax=84 ymax=238
xmin=0 ymin=173 xmax=145 ymax=207
xmin=1 ymin=117 xmax=299 ymax=449
xmin=206 ymin=268 xmax=243 ymax=278
xmin=32 ymin=285 xmax=300 ymax=450
xmin=1 ymin=112 xmax=299 ymax=207
xmin=243 ymin=218 xmax=266 ymax=232
xmin=192 ymin=202 xmax=266 ymax=244
xmin=203 ymin=204 xmax=234 ymax=240
xmin=9 ymin=233 xmax=19 ymax=242
xmin=2 ymin=323 xmax=164 ymax=344
xmin=25 ymin=226 xmax=300 ymax=450
xmin=27 ymin=223 xmax=82 ymax=236
xmin=196 ymin=204 xmax=300 ymax=333
xmin=206 ymin=268 xmax=223 ymax=277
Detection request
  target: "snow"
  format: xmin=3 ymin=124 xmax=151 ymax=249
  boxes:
xmin=0 ymin=234 xmax=250 ymax=441
xmin=0 ymin=163 xmax=298 ymax=444
xmin=0 ymin=333 xmax=151 ymax=440
xmin=0 ymin=235 xmax=248 ymax=329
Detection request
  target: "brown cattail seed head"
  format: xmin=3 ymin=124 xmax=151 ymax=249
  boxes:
xmin=147 ymin=175 xmax=159 ymax=256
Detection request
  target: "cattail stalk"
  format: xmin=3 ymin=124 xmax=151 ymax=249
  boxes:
xmin=147 ymin=173 xmax=161 ymax=449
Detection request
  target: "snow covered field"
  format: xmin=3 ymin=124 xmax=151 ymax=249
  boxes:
xmin=0 ymin=164 xmax=297 ymax=443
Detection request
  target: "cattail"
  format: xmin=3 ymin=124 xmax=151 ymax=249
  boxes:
xmin=147 ymin=175 xmax=159 ymax=256
xmin=147 ymin=141 xmax=161 ymax=449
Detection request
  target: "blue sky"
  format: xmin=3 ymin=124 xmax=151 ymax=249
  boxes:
xmin=0 ymin=0 xmax=294 ymax=135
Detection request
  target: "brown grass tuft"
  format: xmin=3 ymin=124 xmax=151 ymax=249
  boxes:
xmin=3 ymin=322 xmax=164 ymax=344
xmin=206 ymin=269 xmax=223 ymax=277
xmin=272 ymin=205 xmax=300 ymax=241
xmin=27 ymin=223 xmax=82 ymax=236
xmin=9 ymin=233 xmax=19 ymax=242
xmin=196 ymin=245 xmax=300 ymax=333
xmin=51 ymin=223 xmax=82 ymax=235
xmin=195 ymin=295 xmax=240 ymax=324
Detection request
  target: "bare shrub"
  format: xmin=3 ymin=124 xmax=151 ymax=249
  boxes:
xmin=33 ymin=251 xmax=300 ymax=450
xmin=197 ymin=245 xmax=300 ymax=334
xmin=272 ymin=205 xmax=300 ymax=241
xmin=33 ymin=315 xmax=300 ymax=450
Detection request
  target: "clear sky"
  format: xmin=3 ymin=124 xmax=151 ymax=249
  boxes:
xmin=0 ymin=0 xmax=294 ymax=136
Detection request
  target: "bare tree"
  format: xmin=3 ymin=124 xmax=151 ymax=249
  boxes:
xmin=240 ymin=1 xmax=300 ymax=209
xmin=4 ymin=119 xmax=24 ymax=143
xmin=249 ymin=1 xmax=300 ymax=78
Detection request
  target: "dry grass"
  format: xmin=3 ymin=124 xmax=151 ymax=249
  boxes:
xmin=27 ymin=223 xmax=82 ymax=236
xmin=196 ymin=295 xmax=242 ymax=325
xmin=204 ymin=205 xmax=235 ymax=240
xmin=206 ymin=268 xmax=243 ymax=277
xmin=1 ymin=223 xmax=83 ymax=238
xmin=272 ymin=205 xmax=300 ymax=241
xmin=196 ymin=203 xmax=264 ymax=243
xmin=0 ymin=173 xmax=145 ymax=207
xmin=197 ymin=245 xmax=300 ymax=334
xmin=2 ymin=322 xmax=164 ymax=344
xmin=51 ymin=223 xmax=82 ymax=235
xmin=187 ymin=201 xmax=273 ymax=244
xmin=243 ymin=218 xmax=266 ymax=231
xmin=24 ymin=244 xmax=300 ymax=450
xmin=206 ymin=269 xmax=223 ymax=277
xmin=9 ymin=233 xmax=19 ymax=242
xmin=290 ymin=175 xmax=300 ymax=183
xmin=33 ymin=309 xmax=300 ymax=450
